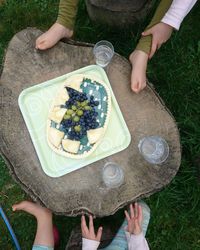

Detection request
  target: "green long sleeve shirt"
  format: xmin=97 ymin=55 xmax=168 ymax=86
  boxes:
xmin=57 ymin=0 xmax=79 ymax=30
xmin=57 ymin=0 xmax=173 ymax=54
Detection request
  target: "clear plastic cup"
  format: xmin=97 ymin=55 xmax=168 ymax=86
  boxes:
xmin=138 ymin=136 xmax=169 ymax=164
xmin=93 ymin=40 xmax=114 ymax=68
xmin=102 ymin=162 xmax=124 ymax=188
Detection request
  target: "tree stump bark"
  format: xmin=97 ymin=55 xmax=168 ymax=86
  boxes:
xmin=0 ymin=28 xmax=181 ymax=217
xmin=85 ymin=0 xmax=155 ymax=28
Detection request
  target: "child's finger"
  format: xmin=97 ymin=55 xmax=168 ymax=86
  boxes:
xmin=134 ymin=202 xmax=139 ymax=218
xmin=125 ymin=210 xmax=131 ymax=221
xmin=138 ymin=205 xmax=143 ymax=223
xmin=130 ymin=203 xmax=135 ymax=218
xmin=96 ymin=227 xmax=103 ymax=241
xmin=131 ymin=75 xmax=140 ymax=93
xmin=81 ymin=215 xmax=89 ymax=234
xmin=142 ymin=28 xmax=152 ymax=36
xmin=89 ymin=215 xmax=94 ymax=233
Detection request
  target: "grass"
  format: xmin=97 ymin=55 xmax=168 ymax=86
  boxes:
xmin=0 ymin=0 xmax=200 ymax=249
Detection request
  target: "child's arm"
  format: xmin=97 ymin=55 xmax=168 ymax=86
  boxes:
xmin=81 ymin=214 xmax=103 ymax=250
xmin=124 ymin=203 xmax=150 ymax=250
xmin=161 ymin=0 xmax=197 ymax=30
xmin=57 ymin=0 xmax=79 ymax=30
xmin=137 ymin=0 xmax=197 ymax=58
xmin=125 ymin=232 xmax=150 ymax=250
xmin=129 ymin=0 xmax=173 ymax=93
xmin=36 ymin=0 xmax=78 ymax=50
xmin=136 ymin=0 xmax=173 ymax=56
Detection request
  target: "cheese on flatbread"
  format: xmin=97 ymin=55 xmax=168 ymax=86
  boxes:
xmin=49 ymin=107 xmax=67 ymax=124
xmin=64 ymin=75 xmax=84 ymax=92
xmin=87 ymin=127 xmax=104 ymax=144
xmin=48 ymin=127 xmax=64 ymax=148
xmin=54 ymin=88 xmax=69 ymax=106
xmin=62 ymin=139 xmax=80 ymax=154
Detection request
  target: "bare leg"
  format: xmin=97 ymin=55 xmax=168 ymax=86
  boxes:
xmin=35 ymin=22 xmax=73 ymax=50
xmin=12 ymin=201 xmax=54 ymax=247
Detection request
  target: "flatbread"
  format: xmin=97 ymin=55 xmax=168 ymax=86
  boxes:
xmin=47 ymin=74 xmax=112 ymax=159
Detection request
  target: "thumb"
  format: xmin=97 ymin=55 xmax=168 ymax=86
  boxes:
xmin=142 ymin=28 xmax=152 ymax=36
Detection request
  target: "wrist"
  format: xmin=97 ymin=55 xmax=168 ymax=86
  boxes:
xmin=160 ymin=21 xmax=174 ymax=31
xmin=82 ymin=238 xmax=100 ymax=250
xmin=125 ymin=226 xmax=142 ymax=236
xmin=129 ymin=229 xmax=142 ymax=235
xmin=130 ymin=50 xmax=148 ymax=61
xmin=129 ymin=50 xmax=148 ymax=69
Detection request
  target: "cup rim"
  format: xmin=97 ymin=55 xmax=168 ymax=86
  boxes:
xmin=103 ymin=161 xmax=121 ymax=170
xmin=138 ymin=136 xmax=169 ymax=164
xmin=93 ymin=40 xmax=114 ymax=54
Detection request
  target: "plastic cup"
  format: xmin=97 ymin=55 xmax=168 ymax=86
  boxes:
xmin=138 ymin=136 xmax=169 ymax=164
xmin=102 ymin=162 xmax=124 ymax=188
xmin=93 ymin=40 xmax=114 ymax=68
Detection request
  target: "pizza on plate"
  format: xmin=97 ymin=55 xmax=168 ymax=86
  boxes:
xmin=47 ymin=74 xmax=111 ymax=159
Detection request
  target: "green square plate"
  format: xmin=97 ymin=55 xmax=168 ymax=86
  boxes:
xmin=18 ymin=65 xmax=131 ymax=177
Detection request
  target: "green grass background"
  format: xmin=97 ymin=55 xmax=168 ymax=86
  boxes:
xmin=0 ymin=0 xmax=200 ymax=249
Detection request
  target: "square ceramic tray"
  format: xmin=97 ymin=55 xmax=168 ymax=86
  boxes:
xmin=18 ymin=65 xmax=131 ymax=177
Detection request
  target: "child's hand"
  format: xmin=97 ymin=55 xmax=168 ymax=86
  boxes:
xmin=35 ymin=23 xmax=73 ymax=50
xmin=125 ymin=203 xmax=143 ymax=235
xmin=81 ymin=214 xmax=103 ymax=242
xmin=142 ymin=22 xmax=173 ymax=59
xmin=129 ymin=50 xmax=148 ymax=93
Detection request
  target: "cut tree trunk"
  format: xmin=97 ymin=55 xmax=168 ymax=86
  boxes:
xmin=0 ymin=28 xmax=181 ymax=217
xmin=85 ymin=0 xmax=155 ymax=28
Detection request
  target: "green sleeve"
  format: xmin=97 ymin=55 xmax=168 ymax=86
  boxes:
xmin=136 ymin=0 xmax=173 ymax=54
xmin=56 ymin=0 xmax=79 ymax=30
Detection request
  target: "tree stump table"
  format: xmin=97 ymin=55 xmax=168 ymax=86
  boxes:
xmin=0 ymin=28 xmax=181 ymax=217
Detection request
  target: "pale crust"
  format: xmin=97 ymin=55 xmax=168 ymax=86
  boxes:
xmin=47 ymin=74 xmax=112 ymax=159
